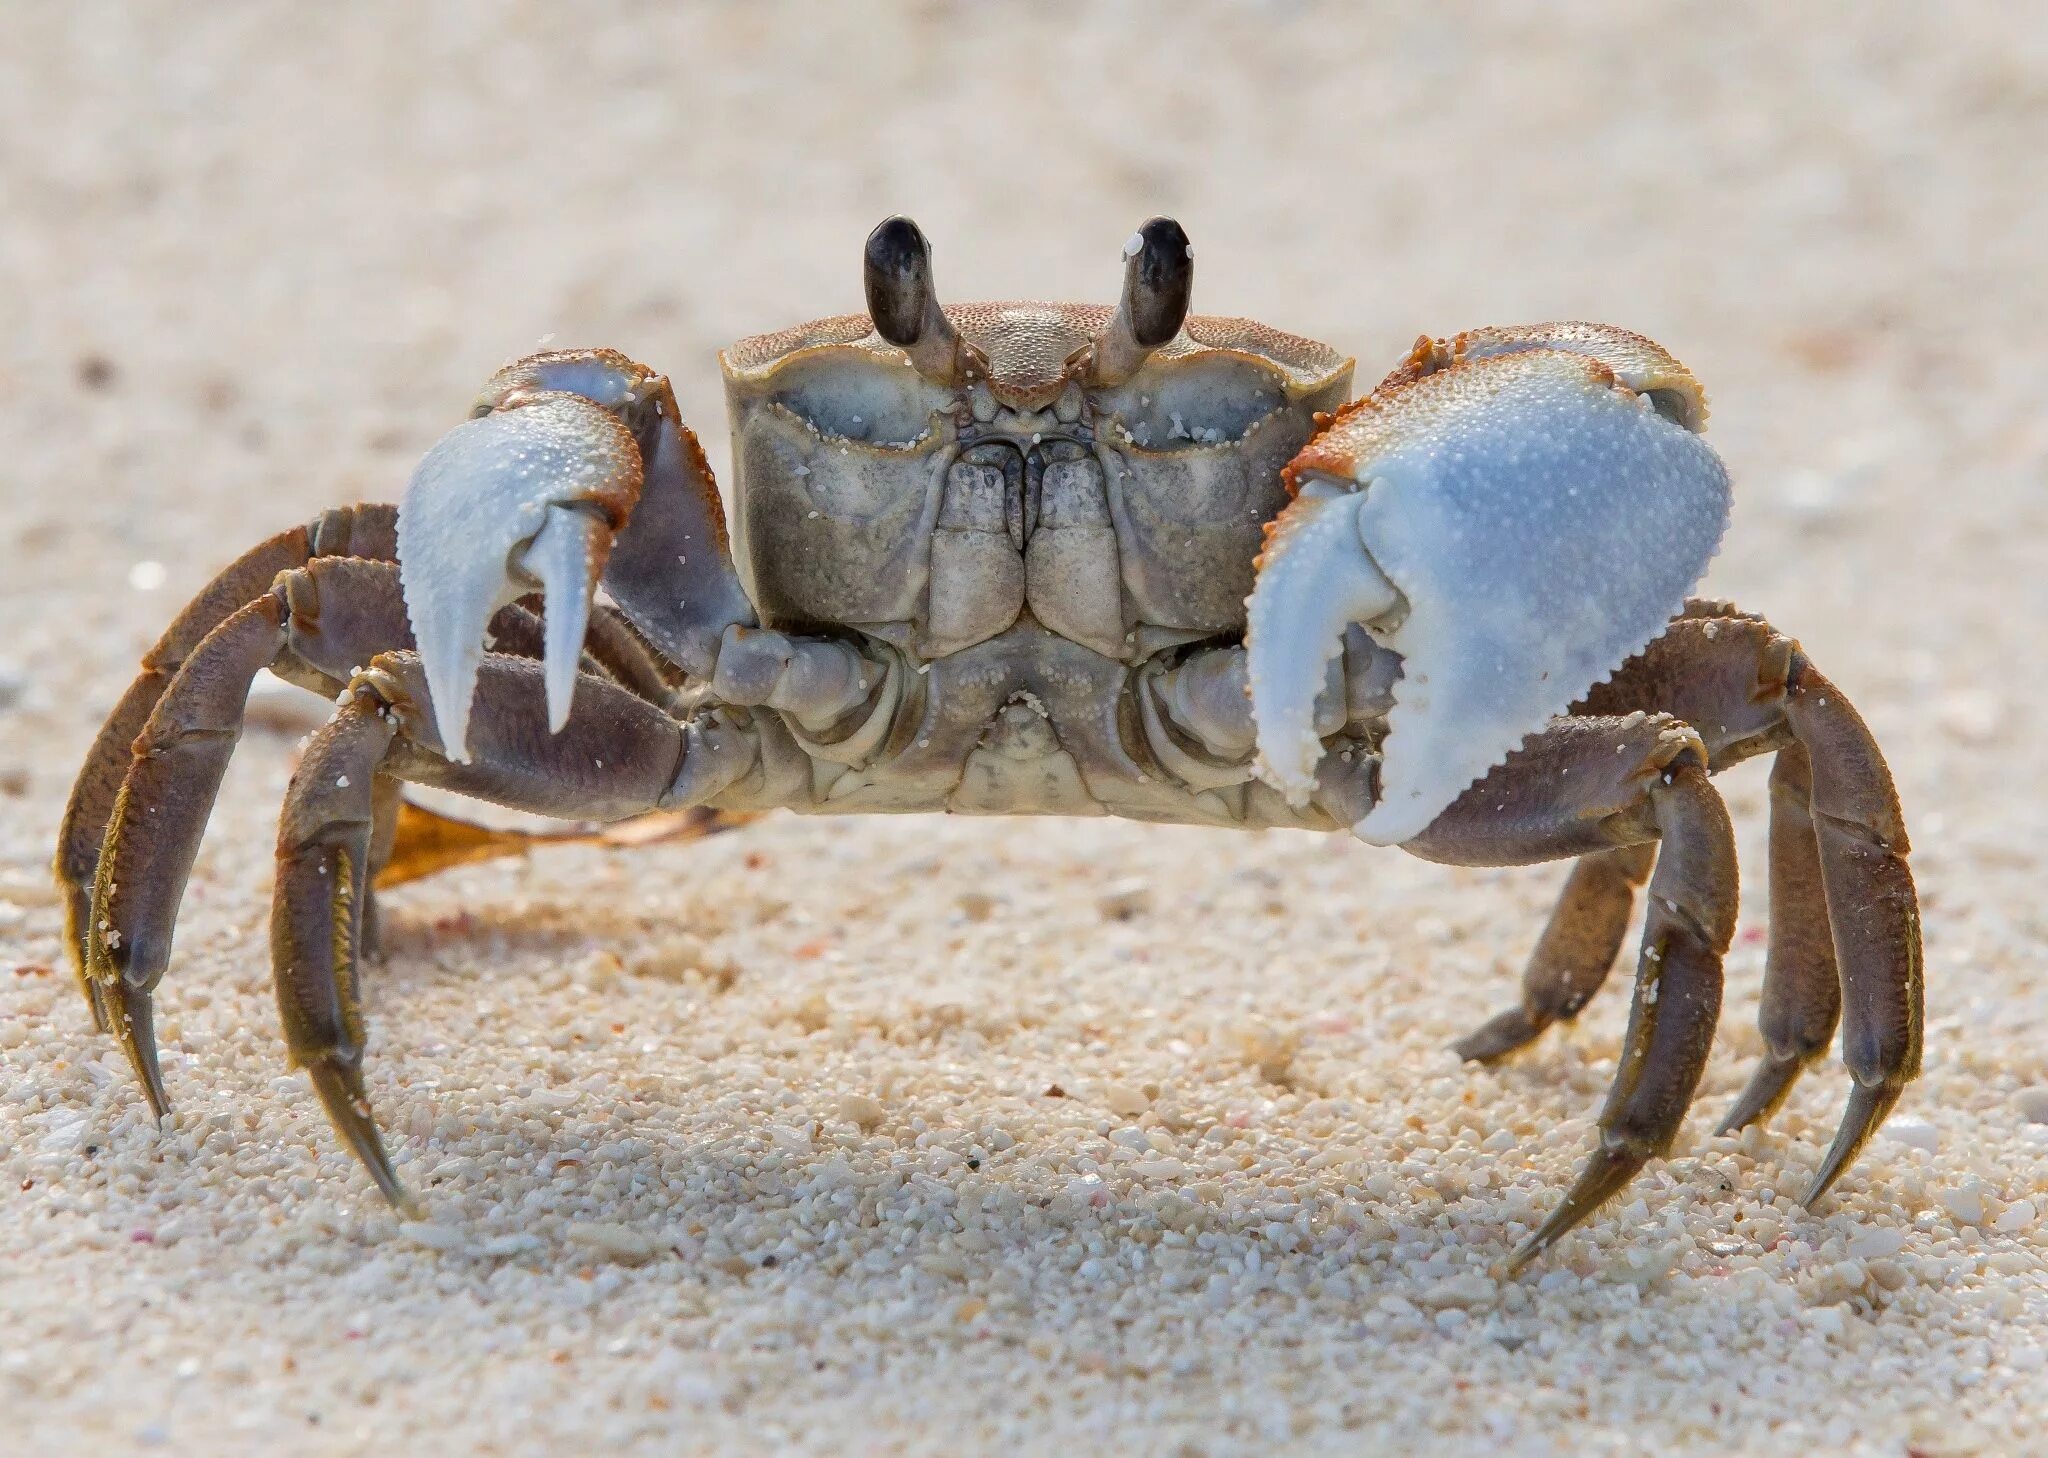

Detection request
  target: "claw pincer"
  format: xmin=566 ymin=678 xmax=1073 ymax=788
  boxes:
xmin=398 ymin=368 xmax=645 ymax=758
xmin=1246 ymin=327 xmax=1732 ymax=846
xmin=1245 ymin=483 xmax=1401 ymax=802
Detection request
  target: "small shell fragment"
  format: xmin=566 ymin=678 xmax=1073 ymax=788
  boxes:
xmin=836 ymin=1093 xmax=886 ymax=1131
xmin=564 ymin=1222 xmax=660 ymax=1264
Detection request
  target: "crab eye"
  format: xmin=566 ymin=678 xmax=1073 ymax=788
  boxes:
xmin=1100 ymin=357 xmax=1289 ymax=449
xmin=767 ymin=356 xmax=953 ymax=447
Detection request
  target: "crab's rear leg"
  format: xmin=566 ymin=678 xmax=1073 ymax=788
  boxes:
xmin=1458 ymin=608 xmax=1923 ymax=1202
xmin=1713 ymin=739 xmax=1843 ymax=1134
xmin=1452 ymin=843 xmax=1655 ymax=1063
xmin=273 ymin=650 xmax=750 ymax=1204
xmin=56 ymin=504 xmax=397 ymax=1025
xmin=84 ymin=557 xmax=415 ymax=1111
xmin=82 ymin=553 xmax=697 ymax=1112
xmin=1406 ymin=714 xmax=1739 ymax=1270
xmin=1579 ymin=610 xmax=1919 ymax=1199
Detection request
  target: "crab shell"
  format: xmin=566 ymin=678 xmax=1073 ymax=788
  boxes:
xmin=716 ymin=303 xmax=1352 ymax=659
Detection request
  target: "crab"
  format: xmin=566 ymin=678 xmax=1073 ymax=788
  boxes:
xmin=55 ymin=217 xmax=1921 ymax=1271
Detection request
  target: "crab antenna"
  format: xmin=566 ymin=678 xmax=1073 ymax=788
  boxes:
xmin=1087 ymin=217 xmax=1193 ymax=386
xmin=864 ymin=216 xmax=970 ymax=386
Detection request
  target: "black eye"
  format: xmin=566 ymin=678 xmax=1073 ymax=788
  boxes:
xmin=864 ymin=217 xmax=934 ymax=348
xmin=1125 ymin=218 xmax=1193 ymax=349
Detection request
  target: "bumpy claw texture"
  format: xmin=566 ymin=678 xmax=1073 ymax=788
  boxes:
xmin=398 ymin=390 xmax=642 ymax=759
xmin=1247 ymin=325 xmax=1732 ymax=845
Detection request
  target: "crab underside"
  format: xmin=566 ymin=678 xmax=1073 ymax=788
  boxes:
xmin=53 ymin=218 xmax=1922 ymax=1272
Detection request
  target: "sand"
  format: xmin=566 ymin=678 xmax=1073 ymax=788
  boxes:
xmin=4 ymin=4 xmax=2047 ymax=1454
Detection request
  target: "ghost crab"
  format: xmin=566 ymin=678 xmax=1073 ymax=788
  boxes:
xmin=56 ymin=217 xmax=1921 ymax=1271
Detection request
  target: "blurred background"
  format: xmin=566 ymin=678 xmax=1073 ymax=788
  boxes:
xmin=3 ymin=4 xmax=2045 ymax=1454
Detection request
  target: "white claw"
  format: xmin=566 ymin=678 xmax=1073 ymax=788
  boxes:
xmin=397 ymin=394 xmax=640 ymax=760
xmin=1247 ymin=340 xmax=1731 ymax=847
xmin=525 ymin=508 xmax=603 ymax=733
xmin=1245 ymin=485 xmax=1400 ymax=804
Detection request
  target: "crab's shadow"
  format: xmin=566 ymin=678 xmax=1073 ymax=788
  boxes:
xmin=347 ymin=910 xmax=1556 ymax=1330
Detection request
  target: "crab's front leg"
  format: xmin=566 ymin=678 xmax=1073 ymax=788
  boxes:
xmin=398 ymin=349 xmax=761 ymax=756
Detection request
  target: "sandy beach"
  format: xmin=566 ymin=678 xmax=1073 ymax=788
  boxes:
xmin=3 ymin=5 xmax=2046 ymax=1453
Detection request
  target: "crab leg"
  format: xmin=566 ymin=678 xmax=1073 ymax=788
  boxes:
xmin=1407 ymin=713 xmax=1738 ymax=1270
xmin=81 ymin=550 xmax=707 ymax=1112
xmin=1715 ymin=742 xmax=1843 ymax=1132
xmin=85 ymin=557 xmax=414 ymax=1112
xmin=1778 ymin=662 xmax=1922 ymax=1199
xmin=1453 ymin=843 xmax=1656 ymax=1063
xmin=466 ymin=588 xmax=682 ymax=711
xmin=360 ymin=775 xmax=405 ymax=961
xmin=273 ymin=650 xmax=703 ymax=1203
xmin=1571 ymin=608 xmax=1923 ymax=1201
xmin=55 ymin=503 xmax=397 ymax=1025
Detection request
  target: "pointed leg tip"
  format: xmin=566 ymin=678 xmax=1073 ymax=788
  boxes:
xmin=1713 ymin=1097 xmax=1770 ymax=1141
xmin=138 ymin=1075 xmax=172 ymax=1124
xmin=1503 ymin=1235 xmax=1547 ymax=1277
xmin=305 ymin=1059 xmax=408 ymax=1210
xmin=364 ymin=1157 xmax=420 ymax=1215
xmin=1452 ymin=1008 xmax=1543 ymax=1064
xmin=1716 ymin=1051 xmax=1812 ymax=1140
xmin=131 ymin=1043 xmax=172 ymax=1122
xmin=1802 ymin=1081 xmax=1903 ymax=1209
xmin=1512 ymin=1138 xmax=1651 ymax=1275
xmin=107 ymin=983 xmax=172 ymax=1118
xmin=1504 ymin=1211 xmax=1573 ymax=1278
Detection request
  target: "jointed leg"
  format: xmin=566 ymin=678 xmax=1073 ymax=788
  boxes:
xmin=1521 ymin=761 xmax=1733 ymax=1265
xmin=1581 ymin=609 xmax=1922 ymax=1201
xmin=85 ymin=556 xmax=413 ymax=1111
xmin=274 ymin=650 xmax=691 ymax=1202
xmin=1451 ymin=605 xmax=1921 ymax=1207
xmin=1409 ymin=713 xmax=1738 ymax=1268
xmin=482 ymin=595 xmax=684 ymax=710
xmin=360 ymin=775 xmax=406 ymax=960
xmin=1454 ymin=843 xmax=1655 ymax=1063
xmin=56 ymin=504 xmax=397 ymax=1024
xmin=1716 ymin=742 xmax=1841 ymax=1132
xmin=80 ymin=554 xmax=707 ymax=1114
xmin=1780 ymin=660 xmax=1921 ymax=1199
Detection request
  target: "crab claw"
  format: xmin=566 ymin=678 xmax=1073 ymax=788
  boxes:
xmin=398 ymin=373 xmax=644 ymax=759
xmin=1244 ymin=482 xmax=1403 ymax=798
xmin=1247 ymin=325 xmax=1733 ymax=845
